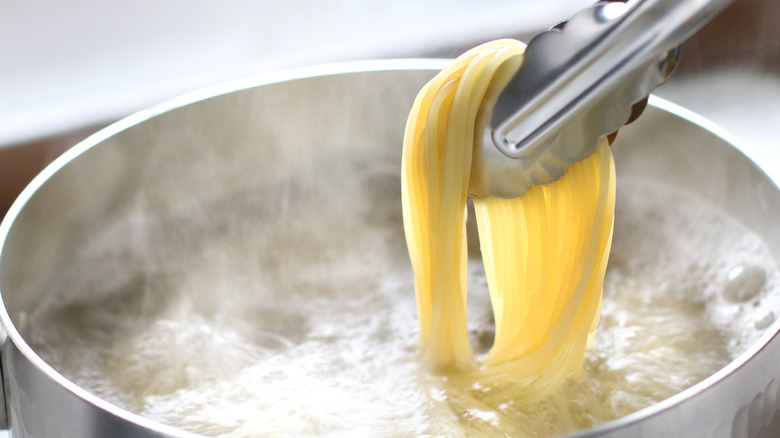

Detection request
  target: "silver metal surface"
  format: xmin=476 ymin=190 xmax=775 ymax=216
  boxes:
xmin=0 ymin=60 xmax=778 ymax=437
xmin=477 ymin=0 xmax=735 ymax=198
xmin=0 ymin=347 xmax=7 ymax=430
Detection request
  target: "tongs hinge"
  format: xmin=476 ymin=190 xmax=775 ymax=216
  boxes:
xmin=478 ymin=0 xmax=735 ymax=198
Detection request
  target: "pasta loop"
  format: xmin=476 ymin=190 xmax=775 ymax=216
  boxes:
xmin=401 ymin=39 xmax=616 ymax=402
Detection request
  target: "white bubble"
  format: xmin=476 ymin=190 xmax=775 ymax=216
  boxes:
xmin=722 ymin=264 xmax=767 ymax=303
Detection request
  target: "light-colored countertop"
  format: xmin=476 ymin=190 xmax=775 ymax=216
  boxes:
xmin=657 ymin=68 xmax=780 ymax=170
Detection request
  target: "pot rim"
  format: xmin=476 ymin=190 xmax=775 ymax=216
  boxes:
xmin=0 ymin=58 xmax=778 ymax=437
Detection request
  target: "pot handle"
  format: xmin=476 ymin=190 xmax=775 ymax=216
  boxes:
xmin=0 ymin=339 xmax=8 ymax=430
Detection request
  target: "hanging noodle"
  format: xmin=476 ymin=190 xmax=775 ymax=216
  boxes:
xmin=401 ymin=39 xmax=616 ymax=404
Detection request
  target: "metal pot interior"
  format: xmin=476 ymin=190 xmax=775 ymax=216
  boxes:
xmin=1 ymin=61 xmax=779 ymax=437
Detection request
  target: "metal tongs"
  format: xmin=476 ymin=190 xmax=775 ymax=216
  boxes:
xmin=472 ymin=0 xmax=736 ymax=198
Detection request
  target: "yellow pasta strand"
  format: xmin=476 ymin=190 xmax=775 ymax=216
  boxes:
xmin=401 ymin=38 xmax=616 ymax=403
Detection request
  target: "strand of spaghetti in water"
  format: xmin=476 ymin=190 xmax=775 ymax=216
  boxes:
xmin=401 ymin=39 xmax=616 ymax=402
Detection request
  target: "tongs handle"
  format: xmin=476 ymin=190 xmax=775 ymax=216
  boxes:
xmin=490 ymin=0 xmax=735 ymax=163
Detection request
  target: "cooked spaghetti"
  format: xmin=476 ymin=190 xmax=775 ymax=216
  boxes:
xmin=401 ymin=39 xmax=616 ymax=402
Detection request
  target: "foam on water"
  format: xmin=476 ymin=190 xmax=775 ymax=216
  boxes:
xmin=25 ymin=175 xmax=780 ymax=437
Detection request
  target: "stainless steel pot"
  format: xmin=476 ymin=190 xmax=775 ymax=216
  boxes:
xmin=0 ymin=59 xmax=779 ymax=437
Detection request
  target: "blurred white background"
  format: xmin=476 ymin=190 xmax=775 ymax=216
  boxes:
xmin=3 ymin=0 xmax=780 ymax=191
xmin=0 ymin=0 xmax=591 ymax=148
xmin=0 ymin=0 xmax=597 ymax=215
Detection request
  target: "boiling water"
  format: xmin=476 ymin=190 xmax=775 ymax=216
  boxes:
xmin=25 ymin=174 xmax=779 ymax=438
